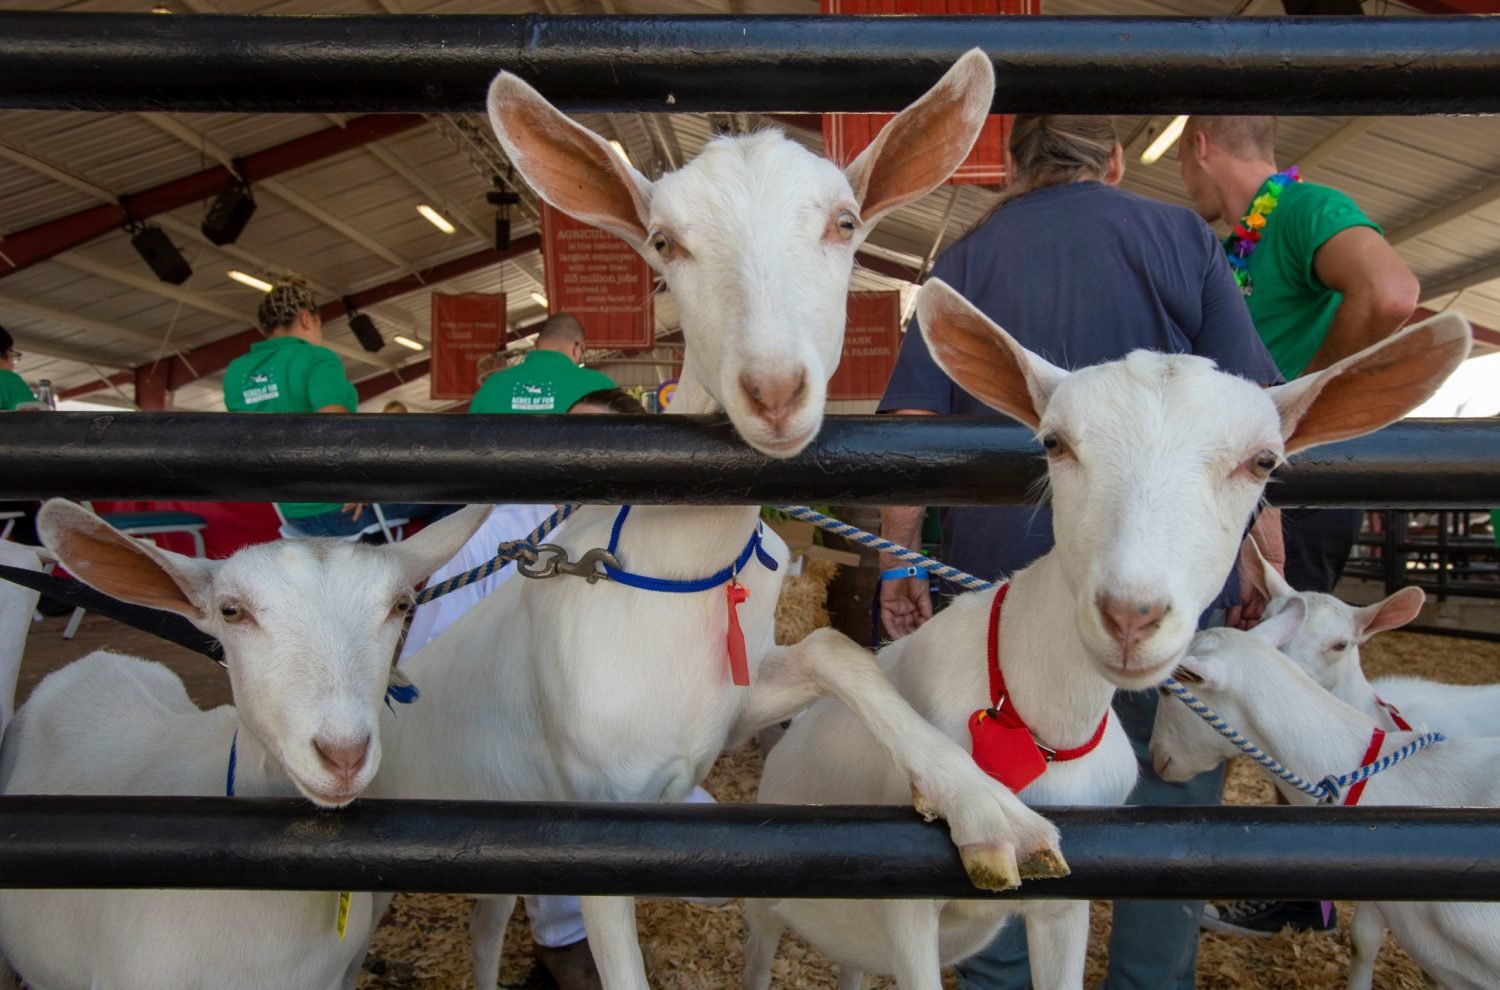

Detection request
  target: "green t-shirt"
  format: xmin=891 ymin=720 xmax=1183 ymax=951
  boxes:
xmin=0 ymin=370 xmax=37 ymax=411
xmin=468 ymin=349 xmax=616 ymax=415
xmin=223 ymin=336 xmax=359 ymax=519
xmin=1229 ymin=179 xmax=1380 ymax=379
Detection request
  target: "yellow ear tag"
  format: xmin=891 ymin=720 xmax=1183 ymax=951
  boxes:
xmin=336 ymin=891 xmax=352 ymax=939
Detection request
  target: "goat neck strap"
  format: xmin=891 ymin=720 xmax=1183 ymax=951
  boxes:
xmin=986 ymin=584 xmax=1109 ymax=762
xmin=1376 ymin=696 xmax=1413 ymax=732
xmin=1341 ymin=727 xmax=1387 ymax=807
xmin=601 ymin=505 xmax=780 ymax=592
xmin=226 ymin=731 xmax=237 ymax=798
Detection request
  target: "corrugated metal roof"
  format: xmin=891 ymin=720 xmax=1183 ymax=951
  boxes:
xmin=2 ymin=0 xmax=1497 ymax=412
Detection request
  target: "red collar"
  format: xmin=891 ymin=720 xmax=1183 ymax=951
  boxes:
xmin=1342 ymin=726 xmax=1387 ymax=806
xmin=986 ymin=584 xmax=1109 ymax=763
xmin=1376 ymin=696 xmax=1412 ymax=732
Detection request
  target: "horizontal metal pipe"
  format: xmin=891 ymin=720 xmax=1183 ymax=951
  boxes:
xmin=1 ymin=798 xmax=1497 ymax=901
xmin=1 ymin=13 xmax=1497 ymax=114
xmin=3 ymin=414 xmax=1498 ymax=508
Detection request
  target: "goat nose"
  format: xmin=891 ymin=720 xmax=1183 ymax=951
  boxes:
xmin=1096 ymin=595 xmax=1169 ymax=652
xmin=739 ymin=370 xmax=807 ymax=425
xmin=312 ymin=735 xmax=370 ymax=779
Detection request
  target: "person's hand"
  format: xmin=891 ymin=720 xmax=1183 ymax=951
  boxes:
xmin=880 ymin=575 xmax=933 ymax=640
xmin=341 ymin=502 xmax=368 ymax=521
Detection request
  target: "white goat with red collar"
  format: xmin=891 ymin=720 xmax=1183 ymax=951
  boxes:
xmin=0 ymin=500 xmax=492 ymax=990
xmin=358 ymin=51 xmax=1086 ymax=990
xmin=745 ymin=283 xmax=1471 ymax=990
xmin=1151 ymin=602 xmax=1500 ymax=990
xmin=1239 ymin=536 xmax=1500 ymax=737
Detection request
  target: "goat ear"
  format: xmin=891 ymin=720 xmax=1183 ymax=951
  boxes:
xmin=36 ymin=499 xmax=214 ymax=619
xmin=1269 ymin=311 xmax=1470 ymax=455
xmin=844 ymin=48 xmax=995 ymax=228
xmin=1354 ymin=586 xmax=1424 ymax=641
xmin=387 ymin=504 xmax=495 ymax=590
xmin=1250 ymin=597 xmax=1307 ymax=650
xmin=915 ymin=279 xmax=1066 ymax=430
xmin=1238 ymin=532 xmax=1294 ymax=602
xmin=486 ymin=73 xmax=654 ymax=246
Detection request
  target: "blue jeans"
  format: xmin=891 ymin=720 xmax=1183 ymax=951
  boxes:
xmin=954 ymin=689 xmax=1224 ymax=990
xmin=283 ymin=503 xmax=459 ymax=539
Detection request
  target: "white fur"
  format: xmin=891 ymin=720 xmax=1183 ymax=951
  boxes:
xmin=0 ymin=502 xmax=491 ymax=990
xmin=352 ymin=51 xmax=1074 ymax=990
xmin=742 ymin=284 xmax=1473 ymax=989
xmin=1150 ymin=605 xmax=1500 ymax=990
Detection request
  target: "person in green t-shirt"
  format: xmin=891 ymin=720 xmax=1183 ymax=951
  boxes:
xmin=224 ymin=278 xmax=454 ymax=539
xmin=1178 ymin=115 xmax=1421 ymax=940
xmin=469 ymin=314 xmax=615 ymax=415
xmin=0 ymin=326 xmax=38 ymax=412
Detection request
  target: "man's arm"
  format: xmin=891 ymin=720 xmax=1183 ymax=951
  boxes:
xmin=1301 ymin=226 xmax=1419 ymax=375
xmin=879 ymin=408 xmax=939 ymax=639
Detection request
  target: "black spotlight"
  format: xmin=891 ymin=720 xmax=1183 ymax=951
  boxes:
xmin=486 ymin=185 xmax=521 ymax=251
xmin=344 ymin=301 xmax=385 ymax=353
xmin=202 ymin=177 xmax=257 ymax=246
xmin=128 ymin=222 xmax=192 ymax=285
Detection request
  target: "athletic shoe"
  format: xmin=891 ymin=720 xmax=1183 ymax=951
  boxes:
xmin=1200 ymin=900 xmax=1336 ymax=937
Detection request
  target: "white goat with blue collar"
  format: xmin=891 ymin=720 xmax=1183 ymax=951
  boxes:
xmin=0 ymin=500 xmax=491 ymax=990
xmin=354 ymin=50 xmax=1090 ymax=990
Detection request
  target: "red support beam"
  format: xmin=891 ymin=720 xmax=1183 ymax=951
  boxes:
xmin=1412 ymin=307 xmax=1500 ymax=353
xmin=133 ymin=363 xmax=171 ymax=411
xmin=356 ymin=359 xmax=432 ymax=402
xmin=60 ymin=237 xmax=541 ymax=402
xmin=0 ymin=114 xmax=425 ymax=279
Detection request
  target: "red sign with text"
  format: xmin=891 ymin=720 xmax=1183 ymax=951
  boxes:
xmin=430 ymin=292 xmax=506 ymax=401
xmin=541 ymin=204 xmax=656 ymax=350
xmin=821 ymin=0 xmax=1038 ymax=186
xmin=828 ymin=291 xmax=903 ymax=401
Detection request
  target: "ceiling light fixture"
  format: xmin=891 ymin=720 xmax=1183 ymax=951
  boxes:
xmin=530 ymin=291 xmax=549 ymax=309
xmin=227 ymin=270 xmax=273 ymax=292
xmin=1139 ymin=115 xmax=1189 ymax=165
xmin=392 ymin=335 xmax=426 ymax=351
xmin=416 ymin=204 xmax=456 ymax=235
xmin=608 ymin=140 xmax=633 ymax=168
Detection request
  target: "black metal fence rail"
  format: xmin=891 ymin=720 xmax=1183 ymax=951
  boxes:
xmin=1 ymin=13 xmax=1498 ymax=115
xmin=3 ymin=414 xmax=1498 ymax=507
xmin=2 ymin=798 xmax=1497 ymax=902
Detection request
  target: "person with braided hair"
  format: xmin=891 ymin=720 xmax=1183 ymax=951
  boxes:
xmin=223 ymin=277 xmax=455 ymax=539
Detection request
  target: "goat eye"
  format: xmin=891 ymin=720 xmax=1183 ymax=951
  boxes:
xmin=219 ymin=602 xmax=246 ymax=623
xmin=649 ymin=231 xmax=672 ymax=257
xmin=1330 ymin=641 xmax=1349 ymax=653
xmin=1041 ymin=433 xmax=1069 ymax=457
xmin=836 ymin=209 xmax=858 ymax=240
xmin=393 ymin=593 xmax=416 ymax=616
xmin=1249 ymin=448 xmax=1279 ymax=479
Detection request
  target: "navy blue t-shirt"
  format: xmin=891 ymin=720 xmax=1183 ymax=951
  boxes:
xmin=879 ymin=181 xmax=1281 ymax=597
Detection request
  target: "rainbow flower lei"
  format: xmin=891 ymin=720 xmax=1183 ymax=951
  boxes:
xmin=1225 ymin=164 xmax=1301 ymax=297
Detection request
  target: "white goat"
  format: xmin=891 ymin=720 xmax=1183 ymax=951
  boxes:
xmin=0 ymin=500 xmax=491 ymax=990
xmin=741 ymin=284 xmax=1471 ymax=990
xmin=1151 ymin=602 xmax=1500 ymax=990
xmin=358 ymin=52 xmax=1075 ymax=990
xmin=1240 ymin=536 xmax=1500 ymax=736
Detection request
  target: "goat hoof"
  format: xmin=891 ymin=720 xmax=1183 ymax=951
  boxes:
xmin=1017 ymin=847 xmax=1070 ymax=880
xmin=910 ymin=785 xmax=939 ymax=822
xmin=959 ymin=842 xmax=1021 ymax=892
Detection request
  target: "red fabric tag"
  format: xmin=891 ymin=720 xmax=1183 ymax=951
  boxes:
xmin=969 ymin=708 xmax=1048 ymax=794
xmin=725 ymin=581 xmax=750 ymax=687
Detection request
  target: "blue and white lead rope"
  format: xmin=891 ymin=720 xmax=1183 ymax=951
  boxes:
xmin=777 ymin=504 xmax=1444 ymax=802
xmin=414 ymin=503 xmax=577 ymax=606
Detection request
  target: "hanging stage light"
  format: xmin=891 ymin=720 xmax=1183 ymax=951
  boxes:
xmin=343 ymin=299 xmax=385 ymax=353
xmin=202 ymin=176 xmax=257 ymax=246
xmin=486 ymin=179 xmax=521 ymax=251
xmin=127 ymin=220 xmax=192 ymax=285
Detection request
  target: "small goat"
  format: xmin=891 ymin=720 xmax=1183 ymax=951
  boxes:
xmin=1240 ymin=537 xmax=1500 ymax=736
xmin=1151 ymin=602 xmax=1500 ymax=990
xmin=746 ymin=283 xmax=1471 ymax=990
xmin=0 ymin=500 xmax=490 ymax=990
xmin=357 ymin=52 xmax=1073 ymax=990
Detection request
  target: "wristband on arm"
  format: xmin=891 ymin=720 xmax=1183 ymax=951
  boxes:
xmin=880 ymin=564 xmax=929 ymax=581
